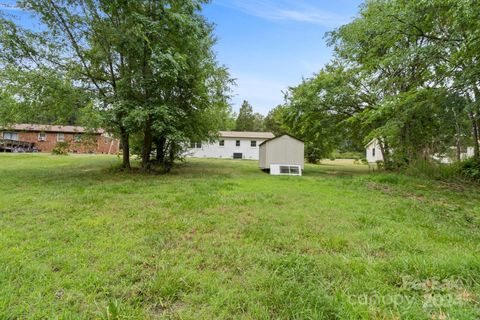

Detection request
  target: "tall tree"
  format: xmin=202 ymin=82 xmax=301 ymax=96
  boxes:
xmin=278 ymin=0 xmax=476 ymax=167
xmin=235 ymin=100 xmax=255 ymax=131
xmin=0 ymin=0 xmax=232 ymax=170
xmin=264 ymin=105 xmax=287 ymax=136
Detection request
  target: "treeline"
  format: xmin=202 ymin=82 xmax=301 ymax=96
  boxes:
xmin=273 ymin=0 xmax=480 ymax=168
xmin=0 ymin=0 xmax=232 ymax=171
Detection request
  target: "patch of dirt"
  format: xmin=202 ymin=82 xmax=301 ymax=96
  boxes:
xmin=366 ymin=182 xmax=394 ymax=194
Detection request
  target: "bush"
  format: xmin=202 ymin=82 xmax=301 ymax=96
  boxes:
xmin=376 ymin=160 xmax=385 ymax=170
xmin=403 ymin=158 xmax=478 ymax=182
xmin=459 ymin=157 xmax=480 ymax=182
xmin=52 ymin=142 xmax=69 ymax=155
xmin=332 ymin=151 xmax=364 ymax=159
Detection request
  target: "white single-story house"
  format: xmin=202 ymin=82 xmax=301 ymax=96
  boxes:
xmin=365 ymin=139 xmax=385 ymax=164
xmin=259 ymin=134 xmax=304 ymax=171
xmin=366 ymin=138 xmax=477 ymax=164
xmin=186 ymin=131 xmax=275 ymax=160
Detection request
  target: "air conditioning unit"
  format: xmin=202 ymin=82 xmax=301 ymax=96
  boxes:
xmin=270 ymin=164 xmax=302 ymax=176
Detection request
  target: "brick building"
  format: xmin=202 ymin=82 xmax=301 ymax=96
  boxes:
xmin=0 ymin=124 xmax=120 ymax=154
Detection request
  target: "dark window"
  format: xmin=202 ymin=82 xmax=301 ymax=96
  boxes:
xmin=219 ymin=140 xmax=225 ymax=146
xmin=280 ymin=166 xmax=290 ymax=174
xmin=189 ymin=141 xmax=202 ymax=149
xmin=372 ymin=148 xmax=376 ymax=157
xmin=233 ymin=153 xmax=243 ymax=159
xmin=236 ymin=140 xmax=240 ymax=147
xmin=250 ymin=140 xmax=257 ymax=147
xmin=290 ymin=166 xmax=300 ymax=175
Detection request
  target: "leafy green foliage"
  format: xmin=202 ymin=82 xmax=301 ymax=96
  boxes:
xmin=276 ymin=0 xmax=480 ymax=167
xmin=235 ymin=100 xmax=255 ymax=131
xmin=51 ymin=142 xmax=69 ymax=155
xmin=459 ymin=158 xmax=480 ymax=182
xmin=0 ymin=0 xmax=233 ymax=170
xmin=264 ymin=105 xmax=287 ymax=136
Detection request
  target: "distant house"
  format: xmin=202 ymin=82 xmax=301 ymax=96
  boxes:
xmin=0 ymin=124 xmax=119 ymax=154
xmin=365 ymin=139 xmax=385 ymax=164
xmin=366 ymin=138 xmax=477 ymax=164
xmin=187 ymin=131 xmax=275 ymax=160
xmin=259 ymin=134 xmax=304 ymax=172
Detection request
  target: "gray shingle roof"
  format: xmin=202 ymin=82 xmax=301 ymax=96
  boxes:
xmin=219 ymin=131 xmax=275 ymax=139
xmin=1 ymin=123 xmax=104 ymax=134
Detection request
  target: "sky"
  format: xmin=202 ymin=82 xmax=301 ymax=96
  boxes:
xmin=0 ymin=0 xmax=363 ymax=115
xmin=203 ymin=0 xmax=363 ymax=115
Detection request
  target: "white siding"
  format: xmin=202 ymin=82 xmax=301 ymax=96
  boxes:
xmin=186 ymin=138 xmax=267 ymax=160
xmin=366 ymin=139 xmax=384 ymax=163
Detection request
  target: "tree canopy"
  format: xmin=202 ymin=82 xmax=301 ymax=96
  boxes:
xmin=0 ymin=0 xmax=233 ymax=170
xmin=278 ymin=0 xmax=479 ymax=166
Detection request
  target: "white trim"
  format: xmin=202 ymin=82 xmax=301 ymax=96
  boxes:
xmin=38 ymin=132 xmax=47 ymax=141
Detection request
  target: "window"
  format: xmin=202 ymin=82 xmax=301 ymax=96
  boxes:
xmin=219 ymin=140 xmax=225 ymax=147
xmin=272 ymin=165 xmax=302 ymax=176
xmin=190 ymin=141 xmax=201 ymax=149
xmin=233 ymin=153 xmax=243 ymax=159
xmin=290 ymin=166 xmax=300 ymax=175
xmin=236 ymin=140 xmax=240 ymax=147
xmin=372 ymin=148 xmax=376 ymax=157
xmin=57 ymin=133 xmax=65 ymax=142
xmin=3 ymin=132 xmax=19 ymax=141
xmin=73 ymin=134 xmax=82 ymax=142
xmin=38 ymin=132 xmax=47 ymax=141
xmin=250 ymin=140 xmax=257 ymax=147
xmin=280 ymin=166 xmax=290 ymax=174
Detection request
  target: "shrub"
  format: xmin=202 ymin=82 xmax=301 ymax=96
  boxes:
xmin=52 ymin=142 xmax=69 ymax=155
xmin=403 ymin=158 xmax=480 ymax=182
xmin=459 ymin=157 xmax=480 ymax=182
xmin=332 ymin=151 xmax=364 ymax=159
xmin=376 ymin=160 xmax=385 ymax=170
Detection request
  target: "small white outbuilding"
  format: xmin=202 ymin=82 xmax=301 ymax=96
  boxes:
xmin=365 ymin=138 xmax=384 ymax=164
xmin=259 ymin=134 xmax=304 ymax=173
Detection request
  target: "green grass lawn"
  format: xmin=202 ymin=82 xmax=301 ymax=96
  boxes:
xmin=0 ymin=154 xmax=479 ymax=319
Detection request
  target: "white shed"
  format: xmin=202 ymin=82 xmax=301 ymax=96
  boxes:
xmin=259 ymin=134 xmax=304 ymax=170
xmin=365 ymin=138 xmax=384 ymax=164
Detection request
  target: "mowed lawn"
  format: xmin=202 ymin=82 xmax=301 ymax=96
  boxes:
xmin=0 ymin=155 xmax=479 ymax=319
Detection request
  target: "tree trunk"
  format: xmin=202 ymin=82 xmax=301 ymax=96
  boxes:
xmin=156 ymin=137 xmax=166 ymax=163
xmin=472 ymin=87 xmax=480 ymax=158
xmin=120 ymin=126 xmax=130 ymax=169
xmin=141 ymin=117 xmax=153 ymax=169
xmin=456 ymin=139 xmax=461 ymax=162
xmin=469 ymin=111 xmax=480 ymax=158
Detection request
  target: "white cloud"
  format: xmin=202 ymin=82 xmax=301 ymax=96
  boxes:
xmin=215 ymin=0 xmax=349 ymax=28
xmin=0 ymin=3 xmax=23 ymax=12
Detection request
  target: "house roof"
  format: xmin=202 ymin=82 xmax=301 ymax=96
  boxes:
xmin=259 ymin=134 xmax=304 ymax=147
xmin=1 ymin=123 xmax=104 ymax=134
xmin=219 ymin=131 xmax=275 ymax=139
xmin=365 ymin=138 xmax=379 ymax=148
